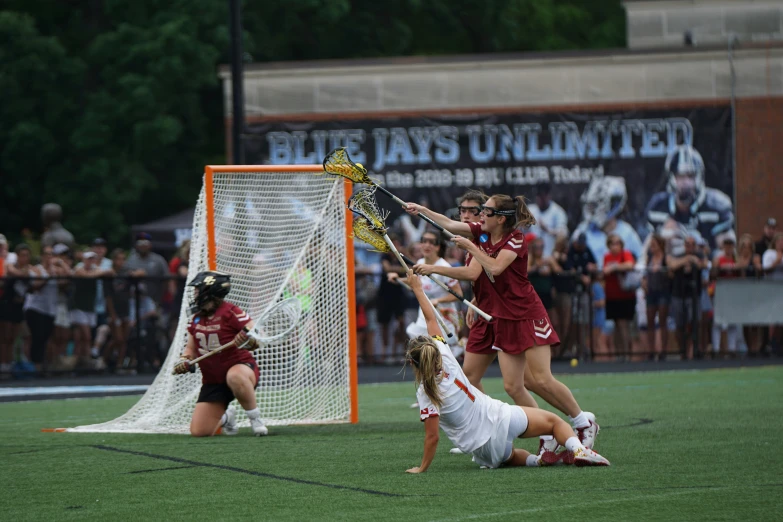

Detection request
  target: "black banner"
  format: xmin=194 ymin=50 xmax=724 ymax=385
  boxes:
xmin=246 ymin=107 xmax=733 ymax=261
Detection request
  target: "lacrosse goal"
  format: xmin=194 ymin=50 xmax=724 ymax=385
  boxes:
xmin=69 ymin=165 xmax=357 ymax=433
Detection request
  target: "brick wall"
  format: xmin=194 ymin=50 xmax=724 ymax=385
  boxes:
xmin=735 ymin=97 xmax=783 ymax=238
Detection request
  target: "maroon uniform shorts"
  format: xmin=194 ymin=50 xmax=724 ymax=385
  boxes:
xmin=466 ymin=315 xmax=560 ymax=355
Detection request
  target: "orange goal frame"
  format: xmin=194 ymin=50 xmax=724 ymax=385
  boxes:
xmin=203 ymin=165 xmax=358 ymax=424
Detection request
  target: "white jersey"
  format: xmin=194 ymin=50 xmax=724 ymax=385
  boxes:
xmin=417 ymin=339 xmax=514 ymax=453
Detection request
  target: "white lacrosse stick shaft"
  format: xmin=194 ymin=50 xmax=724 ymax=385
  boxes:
xmin=382 ymin=235 xmax=454 ymax=341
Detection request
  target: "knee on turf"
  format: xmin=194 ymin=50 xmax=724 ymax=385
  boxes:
xmin=190 ymin=425 xmax=214 ymax=437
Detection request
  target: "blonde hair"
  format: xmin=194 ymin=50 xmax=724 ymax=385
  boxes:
xmin=489 ymin=194 xmax=536 ymax=232
xmin=405 ymin=336 xmax=444 ymax=408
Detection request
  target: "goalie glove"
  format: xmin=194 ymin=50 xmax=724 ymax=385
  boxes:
xmin=172 ymin=355 xmax=195 ymax=375
xmin=233 ymin=327 xmax=260 ymax=351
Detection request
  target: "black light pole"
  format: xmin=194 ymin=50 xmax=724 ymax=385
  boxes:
xmin=229 ymin=0 xmax=245 ymax=164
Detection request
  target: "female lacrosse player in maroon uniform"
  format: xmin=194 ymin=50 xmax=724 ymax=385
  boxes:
xmin=173 ymin=271 xmax=268 ymax=437
xmin=406 ymin=195 xmax=599 ymax=463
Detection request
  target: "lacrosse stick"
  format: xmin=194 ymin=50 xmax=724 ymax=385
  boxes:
xmin=175 ymin=297 xmax=302 ymax=373
xmin=397 ymin=253 xmax=492 ymax=322
xmin=351 ymin=216 xmax=455 ymax=341
xmin=324 ymin=147 xmax=456 ymax=239
xmin=347 ymin=188 xmax=492 ymax=321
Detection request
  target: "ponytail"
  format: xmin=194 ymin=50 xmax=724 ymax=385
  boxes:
xmin=514 ymin=195 xmax=536 ymax=229
xmin=406 ymin=336 xmax=444 ymax=408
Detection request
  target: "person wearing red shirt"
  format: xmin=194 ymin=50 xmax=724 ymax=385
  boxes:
xmin=406 ymin=194 xmax=599 ymax=464
xmin=173 ymin=271 xmax=268 ymax=437
xmin=602 ymin=234 xmax=637 ymax=359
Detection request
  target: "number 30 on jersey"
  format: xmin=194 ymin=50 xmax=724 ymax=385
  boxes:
xmin=195 ymin=332 xmax=222 ymax=354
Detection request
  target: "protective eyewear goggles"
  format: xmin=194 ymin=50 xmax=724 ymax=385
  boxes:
xmin=479 ymin=205 xmax=516 ymax=218
xmin=458 ymin=205 xmax=481 ymax=217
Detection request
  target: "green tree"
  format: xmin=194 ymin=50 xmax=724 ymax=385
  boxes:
xmin=2 ymin=1 xmax=229 ymax=246
xmin=0 ymin=11 xmax=84 ymax=242
xmin=1 ymin=0 xmax=625 ymax=248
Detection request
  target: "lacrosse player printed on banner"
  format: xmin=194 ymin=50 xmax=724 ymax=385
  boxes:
xmin=645 ymin=144 xmax=735 ymax=251
xmin=570 ymin=176 xmax=643 ymax=269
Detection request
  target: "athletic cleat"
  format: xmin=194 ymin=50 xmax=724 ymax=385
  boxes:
xmin=250 ymin=417 xmax=268 ymax=436
xmin=576 ymin=412 xmax=599 ymax=450
xmin=560 ymin=449 xmax=575 ymax=465
xmin=560 ymin=450 xmax=575 ymax=465
xmin=573 ymin=447 xmax=610 ymax=467
xmin=410 ymin=402 xmax=420 ymax=409
xmin=449 ymin=447 xmax=465 ymax=455
xmin=538 ymin=449 xmax=563 ymax=466
xmin=222 ymin=407 xmax=238 ymax=436
xmin=537 ymin=437 xmax=558 ymax=457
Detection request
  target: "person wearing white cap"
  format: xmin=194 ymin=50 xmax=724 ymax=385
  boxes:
xmin=70 ymin=251 xmax=112 ymax=368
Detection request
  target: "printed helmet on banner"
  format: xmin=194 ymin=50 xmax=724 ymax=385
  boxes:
xmin=665 ymin=145 xmax=705 ymax=206
xmin=187 ymin=271 xmax=231 ymax=314
xmin=580 ymin=176 xmax=628 ymax=229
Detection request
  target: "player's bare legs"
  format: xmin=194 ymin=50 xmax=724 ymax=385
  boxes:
xmin=523 ymin=364 xmax=565 ymax=411
xmin=524 ymin=345 xmax=580 ymax=417
xmin=462 ymin=352 xmax=496 ymax=393
xmin=524 ymin=344 xmax=599 ymax=450
xmin=190 ymin=402 xmax=226 ymax=437
xmin=226 ymin=363 xmax=268 ymax=436
xmin=504 ymin=407 xmax=609 ymax=467
xmin=497 ymin=352 xmax=539 ymax=408
xmin=226 ymin=364 xmax=257 ymax=410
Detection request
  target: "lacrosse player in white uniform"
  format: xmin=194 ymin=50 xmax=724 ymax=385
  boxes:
xmin=388 ymin=229 xmax=463 ymax=409
xmin=404 ymin=270 xmax=610 ymax=473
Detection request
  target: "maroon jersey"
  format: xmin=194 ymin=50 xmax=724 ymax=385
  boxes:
xmin=468 ymin=222 xmax=547 ymax=320
xmin=186 ymin=300 xmax=254 ymax=384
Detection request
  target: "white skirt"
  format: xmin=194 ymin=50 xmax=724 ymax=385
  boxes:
xmin=470 ymin=405 xmax=528 ymax=469
xmin=54 ymin=303 xmax=71 ymax=328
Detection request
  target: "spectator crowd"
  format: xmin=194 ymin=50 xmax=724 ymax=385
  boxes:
xmin=353 ymin=192 xmax=783 ymax=366
xmin=0 ymin=231 xmax=190 ymax=377
xmin=2 ymin=198 xmax=782 ymax=378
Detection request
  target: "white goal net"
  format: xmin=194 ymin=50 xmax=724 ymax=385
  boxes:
xmin=70 ymin=166 xmax=356 ymax=433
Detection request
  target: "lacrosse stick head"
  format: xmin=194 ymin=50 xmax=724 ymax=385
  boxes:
xmin=250 ymin=297 xmax=303 ymax=344
xmin=352 ymin=217 xmax=391 ymax=253
xmin=323 ymin=147 xmax=372 ymax=184
xmin=347 ymin=187 xmax=388 ymax=231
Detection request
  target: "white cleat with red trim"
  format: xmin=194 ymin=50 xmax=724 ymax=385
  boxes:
xmin=576 ymin=412 xmax=599 ymax=450
xmin=573 ymin=447 xmax=610 ymax=467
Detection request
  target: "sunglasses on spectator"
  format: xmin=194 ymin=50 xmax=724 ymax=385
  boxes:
xmin=458 ymin=205 xmax=481 ymax=217
xmin=421 ymin=237 xmax=439 ymax=246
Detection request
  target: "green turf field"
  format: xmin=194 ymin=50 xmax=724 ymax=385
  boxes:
xmin=2 ymin=366 xmax=781 ymax=521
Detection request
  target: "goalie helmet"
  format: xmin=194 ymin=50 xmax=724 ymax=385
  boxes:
xmin=188 ymin=271 xmax=231 ymax=314
xmin=665 ymin=145 xmax=705 ymax=206
xmin=580 ymin=176 xmax=627 ymax=229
